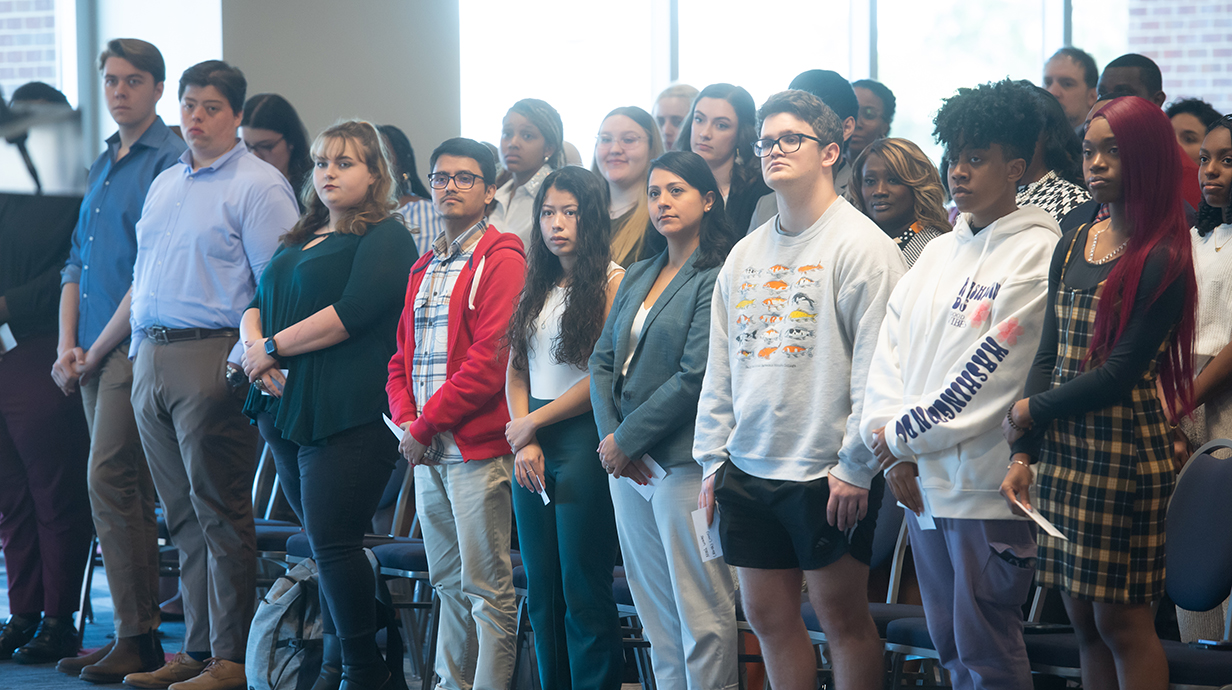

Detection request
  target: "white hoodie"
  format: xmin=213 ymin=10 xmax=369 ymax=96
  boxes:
xmin=860 ymin=205 xmax=1061 ymax=520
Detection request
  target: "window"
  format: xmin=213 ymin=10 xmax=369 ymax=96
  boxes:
xmin=459 ymin=0 xmax=658 ymax=169
xmin=0 ymin=0 xmax=76 ymax=105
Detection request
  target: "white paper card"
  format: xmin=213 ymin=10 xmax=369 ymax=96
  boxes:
xmin=691 ymin=508 xmax=723 ymax=562
xmin=628 ymin=455 xmax=669 ymax=502
xmin=1012 ymin=495 xmax=1068 ymax=541
xmin=259 ymin=369 xmax=289 ymax=396
xmin=533 ymin=474 xmax=551 ymax=505
xmin=382 ymin=413 xmax=405 ymax=441
xmin=898 ymin=477 xmax=936 ymax=530
xmin=0 ymin=323 xmax=16 ymax=354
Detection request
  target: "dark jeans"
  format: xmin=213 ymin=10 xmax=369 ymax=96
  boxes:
xmin=257 ymin=413 xmax=396 ymax=638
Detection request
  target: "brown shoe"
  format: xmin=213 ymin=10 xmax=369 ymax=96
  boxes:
xmin=55 ymin=639 xmax=113 ymax=675
xmin=123 ymin=652 xmax=206 ymax=689
xmin=167 ymin=659 xmax=246 ymax=690
xmin=81 ymin=633 xmax=165 ymax=684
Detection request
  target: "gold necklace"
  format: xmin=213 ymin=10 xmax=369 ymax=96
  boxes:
xmin=1215 ymin=232 xmax=1232 ymax=252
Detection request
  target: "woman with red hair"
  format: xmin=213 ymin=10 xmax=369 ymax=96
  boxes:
xmin=1000 ymin=96 xmax=1197 ymax=689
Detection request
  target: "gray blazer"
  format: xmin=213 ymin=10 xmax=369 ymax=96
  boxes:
xmin=589 ymin=248 xmax=719 ymax=467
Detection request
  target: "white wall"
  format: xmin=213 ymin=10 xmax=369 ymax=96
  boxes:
xmin=222 ymin=0 xmax=460 ymax=185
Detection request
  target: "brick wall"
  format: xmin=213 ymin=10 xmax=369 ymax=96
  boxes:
xmin=1129 ymin=0 xmax=1232 ymax=114
xmin=0 ymin=0 xmax=57 ymax=102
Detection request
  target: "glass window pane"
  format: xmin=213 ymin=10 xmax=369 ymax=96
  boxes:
xmin=877 ymin=0 xmax=1046 ymax=166
xmin=677 ymin=0 xmax=856 ymax=110
xmin=1 ymin=0 xmax=73 ymax=104
xmin=459 ymin=0 xmax=657 ymax=169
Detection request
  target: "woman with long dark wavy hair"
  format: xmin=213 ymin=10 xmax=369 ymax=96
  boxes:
xmin=1015 ymin=83 xmax=1091 ymax=222
xmin=589 ymin=151 xmax=740 ymax=688
xmin=674 ymin=83 xmax=771 ymax=233
xmin=504 ymin=165 xmax=626 ymax=689
xmin=1001 ymin=96 xmax=1197 ymax=690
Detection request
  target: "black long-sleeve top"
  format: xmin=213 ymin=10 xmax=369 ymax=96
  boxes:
xmin=0 ymin=193 xmax=83 ymax=340
xmin=1012 ymin=224 xmax=1186 ymax=459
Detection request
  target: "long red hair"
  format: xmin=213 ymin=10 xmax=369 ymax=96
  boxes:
xmin=1089 ymin=97 xmax=1196 ymax=416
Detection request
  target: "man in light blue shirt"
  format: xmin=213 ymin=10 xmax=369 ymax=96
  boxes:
xmin=124 ymin=59 xmax=298 ymax=690
xmin=49 ymin=38 xmax=186 ymax=684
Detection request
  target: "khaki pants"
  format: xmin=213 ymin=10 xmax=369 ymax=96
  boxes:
xmin=415 ymin=456 xmax=517 ymax=690
xmin=131 ymin=337 xmax=258 ymax=660
xmin=81 ymin=343 xmax=161 ymax=638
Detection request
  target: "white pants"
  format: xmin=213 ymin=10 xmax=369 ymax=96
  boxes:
xmin=415 ymin=457 xmax=517 ymax=690
xmin=610 ymin=462 xmax=739 ymax=690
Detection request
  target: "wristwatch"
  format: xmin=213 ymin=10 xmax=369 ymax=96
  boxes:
xmin=264 ymin=336 xmax=280 ymax=360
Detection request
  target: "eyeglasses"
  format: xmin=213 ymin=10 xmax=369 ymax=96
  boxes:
xmin=427 ymin=171 xmax=485 ymax=190
xmin=752 ymin=133 xmax=824 ymax=158
xmin=596 ymin=134 xmax=645 ymax=149
xmin=245 ymin=135 xmax=284 ymax=155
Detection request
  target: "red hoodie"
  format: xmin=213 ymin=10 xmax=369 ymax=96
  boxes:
xmin=386 ymin=226 xmax=526 ymax=461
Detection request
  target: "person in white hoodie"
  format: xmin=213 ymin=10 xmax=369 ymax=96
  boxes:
xmin=694 ymin=90 xmax=905 ymax=690
xmin=860 ymin=79 xmax=1060 ymax=690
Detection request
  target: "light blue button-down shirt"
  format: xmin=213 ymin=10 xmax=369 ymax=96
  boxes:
xmin=129 ymin=141 xmax=299 ymax=363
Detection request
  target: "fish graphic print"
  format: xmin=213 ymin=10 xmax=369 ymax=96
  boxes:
xmin=731 ymin=261 xmax=824 ymax=367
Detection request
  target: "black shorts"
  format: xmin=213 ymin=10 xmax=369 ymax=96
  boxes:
xmin=714 ymin=462 xmax=884 ymax=571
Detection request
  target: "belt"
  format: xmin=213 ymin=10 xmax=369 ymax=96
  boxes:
xmin=143 ymin=326 xmax=238 ymax=344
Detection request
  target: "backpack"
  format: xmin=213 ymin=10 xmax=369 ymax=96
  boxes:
xmin=246 ymin=558 xmax=324 ymax=690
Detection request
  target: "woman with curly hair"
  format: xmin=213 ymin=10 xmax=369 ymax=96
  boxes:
xmin=848 ymin=137 xmax=951 ymax=267
xmin=674 ymin=83 xmax=771 ymax=233
xmin=1002 ymin=96 xmax=1197 ymax=690
xmin=240 ymin=120 xmax=417 ymax=690
xmin=504 ymin=165 xmax=625 ymax=689
xmin=1015 ymin=83 xmax=1091 ymax=223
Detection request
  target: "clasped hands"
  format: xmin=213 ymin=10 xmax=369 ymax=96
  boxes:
xmin=240 ymin=337 xmax=285 ymax=398
xmin=51 ymin=346 xmax=101 ymax=395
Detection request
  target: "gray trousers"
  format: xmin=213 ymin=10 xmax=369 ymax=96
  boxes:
xmin=131 ymin=337 xmax=258 ymax=661
xmin=907 ymin=515 xmax=1036 ymax=690
xmin=81 ymin=344 xmax=161 ymax=638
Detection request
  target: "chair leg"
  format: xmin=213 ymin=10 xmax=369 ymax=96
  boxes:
xmin=77 ymin=534 xmax=98 ymax=643
xmin=422 ymin=594 xmax=440 ymax=690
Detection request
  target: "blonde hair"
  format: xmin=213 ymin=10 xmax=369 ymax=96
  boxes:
xmin=847 ymin=138 xmax=952 ymax=234
xmin=282 ymin=120 xmax=399 ymax=245
xmin=591 ymin=106 xmax=665 ymax=265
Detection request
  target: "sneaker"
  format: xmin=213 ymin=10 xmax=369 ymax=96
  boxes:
xmin=168 ymin=659 xmax=246 ymax=690
xmin=124 ymin=652 xmax=206 ymax=689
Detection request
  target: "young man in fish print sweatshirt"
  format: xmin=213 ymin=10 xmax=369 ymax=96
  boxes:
xmin=694 ymin=90 xmax=906 ymax=690
xmin=861 ymin=79 xmax=1060 ymax=690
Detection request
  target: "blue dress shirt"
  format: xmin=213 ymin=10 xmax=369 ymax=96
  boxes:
xmin=129 ymin=141 xmax=299 ymax=363
xmin=61 ymin=117 xmax=186 ymax=351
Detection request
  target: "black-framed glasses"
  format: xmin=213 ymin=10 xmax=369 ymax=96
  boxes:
xmin=752 ymin=133 xmax=824 ymax=158
xmin=428 ymin=171 xmax=484 ymax=190
xmin=245 ymin=135 xmax=284 ymax=155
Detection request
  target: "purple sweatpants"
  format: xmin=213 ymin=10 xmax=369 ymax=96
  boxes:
xmin=907 ymin=514 xmax=1036 ymax=690
xmin=0 ymin=333 xmax=92 ymax=616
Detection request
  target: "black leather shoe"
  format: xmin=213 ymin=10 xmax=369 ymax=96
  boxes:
xmin=311 ymin=632 xmax=342 ymax=690
xmin=0 ymin=615 xmax=39 ymax=660
xmin=338 ymin=634 xmax=391 ymax=690
xmin=12 ymin=616 xmax=79 ymax=664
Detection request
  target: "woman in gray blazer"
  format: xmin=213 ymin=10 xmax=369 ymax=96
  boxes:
xmin=589 ymin=151 xmax=740 ymax=689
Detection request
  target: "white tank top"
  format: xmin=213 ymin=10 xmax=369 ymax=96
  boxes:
xmin=528 ymin=263 xmax=623 ymax=400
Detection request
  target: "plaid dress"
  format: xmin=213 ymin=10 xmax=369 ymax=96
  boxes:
xmin=1035 ymin=231 xmax=1175 ymax=603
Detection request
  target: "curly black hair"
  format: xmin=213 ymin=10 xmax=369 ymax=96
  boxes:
xmin=1166 ymin=97 xmax=1222 ymax=130
xmin=932 ymin=78 xmax=1043 ymax=169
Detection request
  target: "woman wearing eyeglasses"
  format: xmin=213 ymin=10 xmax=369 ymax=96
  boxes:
xmin=674 ymin=84 xmax=772 ymax=235
xmin=241 ymin=93 xmax=312 ymax=202
xmin=592 ymin=106 xmax=666 ymax=267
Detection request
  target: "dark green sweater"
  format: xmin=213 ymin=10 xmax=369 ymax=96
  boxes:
xmin=244 ymin=217 xmax=418 ymax=445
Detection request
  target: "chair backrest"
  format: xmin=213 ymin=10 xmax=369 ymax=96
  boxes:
xmin=1166 ymin=439 xmax=1232 ymax=631
xmin=870 ymin=489 xmax=908 ymax=604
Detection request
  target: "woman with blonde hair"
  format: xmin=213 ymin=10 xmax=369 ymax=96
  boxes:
xmin=848 ymin=137 xmax=951 ymax=267
xmin=592 ymin=106 xmax=666 ymax=267
xmin=240 ymin=120 xmax=418 ymax=690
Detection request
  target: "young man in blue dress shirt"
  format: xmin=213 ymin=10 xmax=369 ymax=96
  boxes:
xmin=51 ymin=38 xmax=187 ymax=683
xmin=122 ymin=60 xmax=298 ymax=690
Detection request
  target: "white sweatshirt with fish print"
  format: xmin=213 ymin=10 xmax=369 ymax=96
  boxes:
xmin=694 ymin=197 xmax=906 ymax=488
xmin=860 ymin=205 xmax=1061 ymax=520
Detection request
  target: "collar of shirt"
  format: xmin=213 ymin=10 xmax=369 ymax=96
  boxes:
xmin=432 ymin=218 xmax=487 ymax=259
xmin=510 ymin=164 xmax=552 ymax=201
xmin=176 ymin=139 xmax=248 ymax=176
xmin=1019 ymin=169 xmax=1058 ymax=196
xmin=105 ymin=116 xmax=173 ymax=158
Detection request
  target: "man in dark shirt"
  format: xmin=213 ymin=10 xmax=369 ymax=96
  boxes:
xmin=50 ymin=38 xmax=187 ymax=683
xmin=0 ymin=84 xmax=92 ymax=666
